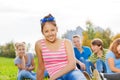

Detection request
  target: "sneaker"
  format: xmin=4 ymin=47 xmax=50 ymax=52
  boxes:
xmin=89 ymin=66 xmax=94 ymax=77
xmin=83 ymin=71 xmax=92 ymax=80
xmin=93 ymin=69 xmax=102 ymax=80
xmin=100 ymin=73 xmax=107 ymax=80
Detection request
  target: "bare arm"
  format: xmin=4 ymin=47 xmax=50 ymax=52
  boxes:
xmin=26 ymin=58 xmax=35 ymax=71
xmin=50 ymin=39 xmax=76 ymax=80
xmin=108 ymin=58 xmax=120 ymax=72
xmin=35 ymin=40 xmax=45 ymax=80
xmin=16 ymin=57 xmax=26 ymax=70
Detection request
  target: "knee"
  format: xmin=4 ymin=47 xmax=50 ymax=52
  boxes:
xmin=68 ymin=70 xmax=82 ymax=78
xmin=68 ymin=70 xmax=86 ymax=80
xmin=20 ymin=70 xmax=30 ymax=76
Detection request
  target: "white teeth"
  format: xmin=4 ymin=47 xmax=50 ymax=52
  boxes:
xmin=49 ymin=36 xmax=53 ymax=38
xmin=50 ymin=36 xmax=53 ymax=38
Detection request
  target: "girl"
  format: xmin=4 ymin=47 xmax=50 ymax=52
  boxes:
xmin=14 ymin=42 xmax=36 ymax=80
xmin=103 ymin=38 xmax=120 ymax=80
xmin=35 ymin=14 xmax=86 ymax=80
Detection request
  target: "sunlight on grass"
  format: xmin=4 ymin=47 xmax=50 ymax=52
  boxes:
xmin=0 ymin=56 xmax=48 ymax=80
xmin=0 ymin=57 xmax=17 ymax=80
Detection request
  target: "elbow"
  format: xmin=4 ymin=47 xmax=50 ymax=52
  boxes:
xmin=37 ymin=65 xmax=45 ymax=72
xmin=69 ymin=60 xmax=76 ymax=70
xmin=110 ymin=67 xmax=114 ymax=71
xmin=72 ymin=63 xmax=76 ymax=69
xmin=110 ymin=67 xmax=119 ymax=72
xmin=37 ymin=66 xmax=45 ymax=77
xmin=32 ymin=66 xmax=35 ymax=70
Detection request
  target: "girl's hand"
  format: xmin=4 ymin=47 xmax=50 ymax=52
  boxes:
xmin=26 ymin=65 xmax=34 ymax=71
xmin=49 ymin=78 xmax=55 ymax=80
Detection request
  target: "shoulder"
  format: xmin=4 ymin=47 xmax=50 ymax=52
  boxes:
xmin=82 ymin=46 xmax=92 ymax=53
xmin=14 ymin=56 xmax=20 ymax=61
xmin=35 ymin=39 xmax=44 ymax=49
xmin=106 ymin=50 xmax=115 ymax=58
xmin=27 ymin=53 xmax=34 ymax=58
xmin=14 ymin=57 xmax=21 ymax=64
xmin=106 ymin=50 xmax=114 ymax=55
xmin=83 ymin=46 xmax=91 ymax=49
xmin=74 ymin=47 xmax=77 ymax=50
xmin=35 ymin=39 xmax=43 ymax=45
xmin=64 ymin=39 xmax=72 ymax=44
xmin=63 ymin=39 xmax=73 ymax=49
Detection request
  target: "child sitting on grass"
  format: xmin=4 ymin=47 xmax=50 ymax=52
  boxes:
xmin=14 ymin=42 xmax=36 ymax=80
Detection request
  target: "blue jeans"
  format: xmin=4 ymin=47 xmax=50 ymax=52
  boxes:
xmin=44 ymin=70 xmax=49 ymax=78
xmin=78 ymin=57 xmax=95 ymax=77
xmin=17 ymin=70 xmax=36 ymax=80
xmin=96 ymin=58 xmax=107 ymax=73
xmin=56 ymin=70 xmax=86 ymax=80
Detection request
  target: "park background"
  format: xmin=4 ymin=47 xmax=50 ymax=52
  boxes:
xmin=1 ymin=0 xmax=120 ymax=80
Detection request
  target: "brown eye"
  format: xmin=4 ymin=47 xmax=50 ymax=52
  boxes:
xmin=44 ymin=30 xmax=48 ymax=33
xmin=18 ymin=49 xmax=21 ymax=51
xmin=51 ymin=29 xmax=55 ymax=31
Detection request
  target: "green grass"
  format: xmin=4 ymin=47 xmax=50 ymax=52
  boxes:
xmin=0 ymin=56 xmax=48 ymax=80
xmin=0 ymin=57 xmax=17 ymax=80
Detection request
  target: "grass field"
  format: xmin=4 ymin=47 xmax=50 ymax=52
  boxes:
xmin=0 ymin=57 xmax=48 ymax=80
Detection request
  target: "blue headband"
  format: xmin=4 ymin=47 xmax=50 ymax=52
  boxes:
xmin=40 ymin=16 xmax=55 ymax=23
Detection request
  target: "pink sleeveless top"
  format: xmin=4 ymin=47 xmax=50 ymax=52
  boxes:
xmin=40 ymin=39 xmax=68 ymax=77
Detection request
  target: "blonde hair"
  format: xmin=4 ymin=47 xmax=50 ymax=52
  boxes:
xmin=14 ymin=42 xmax=26 ymax=56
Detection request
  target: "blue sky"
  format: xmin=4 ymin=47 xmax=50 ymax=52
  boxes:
xmin=0 ymin=0 xmax=120 ymax=51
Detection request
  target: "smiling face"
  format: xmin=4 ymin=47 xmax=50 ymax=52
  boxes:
xmin=91 ymin=44 xmax=101 ymax=54
xmin=42 ymin=22 xmax=58 ymax=43
xmin=91 ymin=38 xmax=103 ymax=54
xmin=16 ymin=46 xmax=25 ymax=57
xmin=15 ymin=42 xmax=26 ymax=58
xmin=72 ymin=37 xmax=82 ymax=48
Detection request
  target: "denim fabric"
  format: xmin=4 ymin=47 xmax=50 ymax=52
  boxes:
xmin=78 ymin=57 xmax=95 ymax=77
xmin=44 ymin=70 xmax=49 ymax=77
xmin=56 ymin=70 xmax=86 ymax=80
xmin=96 ymin=58 xmax=107 ymax=73
xmin=17 ymin=70 xmax=36 ymax=80
xmin=79 ymin=57 xmax=107 ymax=74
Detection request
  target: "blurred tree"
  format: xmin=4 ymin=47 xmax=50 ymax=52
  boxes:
xmin=83 ymin=20 xmax=112 ymax=49
xmin=61 ymin=20 xmax=113 ymax=49
xmin=0 ymin=41 xmax=15 ymax=58
xmin=82 ymin=31 xmax=91 ymax=47
xmin=86 ymin=20 xmax=95 ymax=40
xmin=112 ymin=33 xmax=120 ymax=41
xmin=102 ymin=28 xmax=113 ymax=48
xmin=0 ymin=41 xmax=31 ymax=58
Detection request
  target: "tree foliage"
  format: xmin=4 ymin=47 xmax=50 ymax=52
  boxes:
xmin=83 ymin=21 xmax=113 ymax=49
xmin=112 ymin=33 xmax=120 ymax=41
xmin=86 ymin=20 xmax=95 ymax=40
xmin=0 ymin=41 xmax=31 ymax=58
xmin=0 ymin=41 xmax=15 ymax=58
